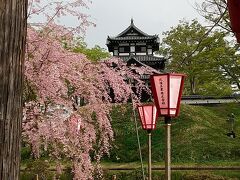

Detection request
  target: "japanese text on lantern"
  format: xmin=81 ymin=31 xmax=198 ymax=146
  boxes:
xmin=139 ymin=107 xmax=144 ymax=120
xmin=159 ymin=78 xmax=165 ymax=105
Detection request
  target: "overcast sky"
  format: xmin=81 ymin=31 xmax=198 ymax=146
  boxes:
xmin=83 ymin=0 xmax=205 ymax=48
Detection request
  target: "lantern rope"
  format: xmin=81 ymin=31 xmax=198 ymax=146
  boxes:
xmin=128 ymin=78 xmax=145 ymax=179
xmin=132 ymin=106 xmax=146 ymax=180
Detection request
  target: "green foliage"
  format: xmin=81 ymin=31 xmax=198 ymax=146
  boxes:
xmin=21 ymin=169 xmax=73 ymax=180
xmin=72 ymin=38 xmax=110 ymax=62
xmin=183 ymin=172 xmax=239 ymax=180
xmin=103 ymin=170 xmax=238 ymax=180
xmin=24 ymin=159 xmax=52 ymax=180
xmin=59 ymin=166 xmax=74 ymax=180
xmin=160 ymin=20 xmax=236 ymax=95
xmin=198 ymin=80 xmax=232 ymax=96
xmin=107 ymin=103 xmax=240 ymax=163
xmin=21 ymin=168 xmax=239 ymax=180
xmin=107 ymin=104 xmax=142 ymax=162
xmin=171 ymin=104 xmax=240 ymax=162
xmin=21 ymin=145 xmax=32 ymax=162
xmin=103 ymin=169 xmax=143 ymax=179
xmin=65 ymin=79 xmax=75 ymax=97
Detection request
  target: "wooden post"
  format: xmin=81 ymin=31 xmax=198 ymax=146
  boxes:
xmin=147 ymin=130 xmax=152 ymax=180
xmin=165 ymin=117 xmax=171 ymax=180
xmin=112 ymin=174 xmax=117 ymax=180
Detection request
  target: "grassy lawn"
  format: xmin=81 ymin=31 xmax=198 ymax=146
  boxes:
xmin=101 ymin=161 xmax=240 ymax=169
xmin=21 ymin=103 xmax=240 ymax=179
xmin=107 ymin=103 xmax=240 ymax=164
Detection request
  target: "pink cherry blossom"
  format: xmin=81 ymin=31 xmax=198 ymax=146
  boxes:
xmin=23 ymin=1 xmax=158 ymax=179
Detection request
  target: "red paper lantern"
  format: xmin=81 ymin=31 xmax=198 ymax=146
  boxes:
xmin=150 ymin=73 xmax=186 ymax=117
xmin=227 ymin=0 xmax=240 ymax=32
xmin=137 ymin=104 xmax=158 ymax=130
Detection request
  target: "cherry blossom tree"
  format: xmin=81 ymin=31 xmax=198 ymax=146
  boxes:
xmin=23 ymin=1 xmax=157 ymax=178
xmin=24 ymin=27 xmax=156 ymax=179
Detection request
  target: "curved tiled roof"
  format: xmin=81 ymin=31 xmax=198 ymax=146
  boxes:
xmin=118 ymin=55 xmax=165 ymax=62
xmin=116 ymin=18 xmax=150 ymax=37
xmin=107 ymin=36 xmax=158 ymax=41
xmin=107 ymin=19 xmax=159 ymax=43
xmin=106 ymin=19 xmax=160 ymax=53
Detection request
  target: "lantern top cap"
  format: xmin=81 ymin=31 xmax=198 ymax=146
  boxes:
xmin=151 ymin=73 xmax=186 ymax=77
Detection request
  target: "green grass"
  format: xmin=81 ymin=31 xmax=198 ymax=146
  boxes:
xmin=21 ymin=103 xmax=240 ymax=179
xmin=101 ymin=161 xmax=240 ymax=168
xmin=107 ymin=103 xmax=240 ymax=163
xmin=103 ymin=170 xmax=240 ymax=180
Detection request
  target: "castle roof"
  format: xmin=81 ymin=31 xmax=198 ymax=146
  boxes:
xmin=106 ymin=19 xmax=159 ymax=45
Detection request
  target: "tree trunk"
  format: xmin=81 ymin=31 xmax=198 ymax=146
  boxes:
xmin=189 ymin=77 xmax=196 ymax=95
xmin=0 ymin=0 xmax=27 ymax=179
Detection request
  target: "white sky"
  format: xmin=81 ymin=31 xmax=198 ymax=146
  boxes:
xmin=83 ymin=0 xmax=205 ymax=48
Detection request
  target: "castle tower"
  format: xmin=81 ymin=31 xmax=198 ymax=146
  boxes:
xmin=106 ymin=19 xmax=165 ymax=71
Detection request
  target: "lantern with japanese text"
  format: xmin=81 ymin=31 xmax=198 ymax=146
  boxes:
xmin=150 ymin=73 xmax=186 ymax=118
xmin=150 ymin=73 xmax=186 ymax=180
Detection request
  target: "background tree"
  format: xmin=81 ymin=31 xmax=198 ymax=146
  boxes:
xmin=0 ymin=0 xmax=27 ymax=179
xmin=72 ymin=38 xmax=110 ymax=62
xmin=195 ymin=0 xmax=240 ymax=92
xmin=160 ymin=20 xmax=233 ymax=95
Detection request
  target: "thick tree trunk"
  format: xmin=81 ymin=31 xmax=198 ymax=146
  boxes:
xmin=0 ymin=0 xmax=27 ymax=179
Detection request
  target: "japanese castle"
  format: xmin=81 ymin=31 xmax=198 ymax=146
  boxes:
xmin=106 ymin=19 xmax=166 ymax=71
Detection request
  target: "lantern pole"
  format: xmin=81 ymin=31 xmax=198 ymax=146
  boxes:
xmin=147 ymin=129 xmax=152 ymax=180
xmin=165 ymin=116 xmax=171 ymax=180
xmin=150 ymin=73 xmax=186 ymax=180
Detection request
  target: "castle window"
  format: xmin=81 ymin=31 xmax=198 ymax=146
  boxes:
xmin=119 ymin=46 xmax=130 ymax=53
xmin=119 ymin=47 xmax=124 ymax=52
xmin=114 ymin=49 xmax=118 ymax=55
xmin=136 ymin=46 xmax=147 ymax=52
xmin=147 ymin=49 xmax=152 ymax=55
xmin=130 ymin=46 xmax=135 ymax=52
xmin=141 ymin=46 xmax=146 ymax=52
